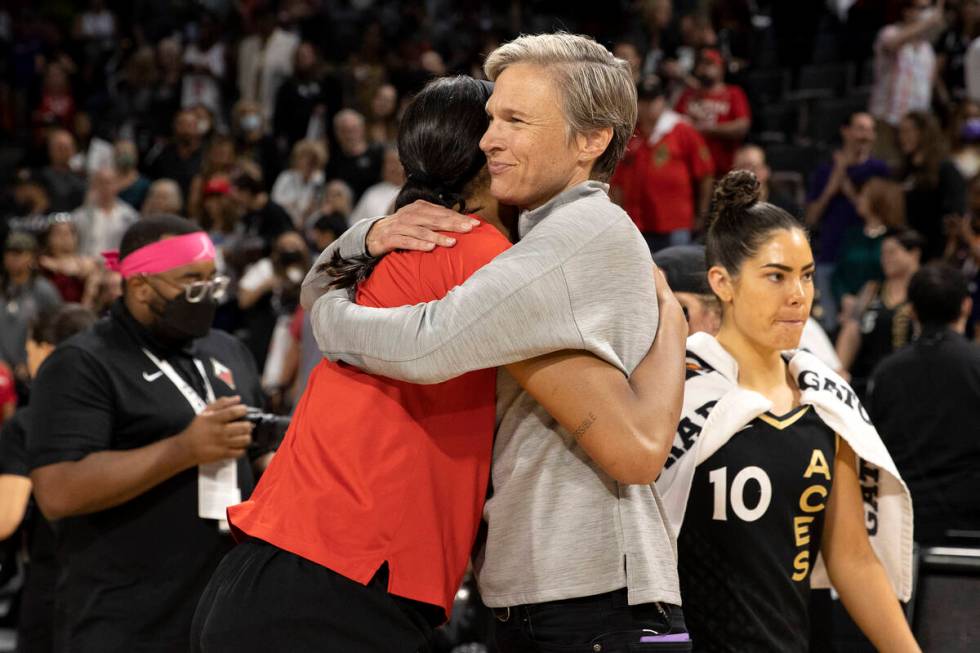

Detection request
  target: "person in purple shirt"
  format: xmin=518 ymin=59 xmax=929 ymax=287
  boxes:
xmin=805 ymin=111 xmax=890 ymax=330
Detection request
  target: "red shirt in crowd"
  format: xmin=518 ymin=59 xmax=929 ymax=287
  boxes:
xmin=228 ymin=218 xmax=510 ymax=619
xmin=33 ymin=93 xmax=75 ymax=130
xmin=675 ymin=84 xmax=750 ymax=175
xmin=0 ymin=363 xmax=16 ymax=416
xmin=611 ymin=116 xmax=714 ymax=234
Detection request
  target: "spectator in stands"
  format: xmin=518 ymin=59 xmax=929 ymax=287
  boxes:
xmin=114 ymin=140 xmax=151 ymax=210
xmin=945 ymin=173 xmax=980 ymax=339
xmin=273 ymin=42 xmax=340 ymax=149
xmin=142 ymin=179 xmax=184 ymax=216
xmin=11 ymin=174 xmax=51 ymax=218
xmin=27 ymin=215 xmax=271 ymax=653
xmin=731 ymin=144 xmax=800 ymax=217
xmin=72 ymin=167 xmax=139 ymax=257
xmin=181 ymin=13 xmax=226 ymax=122
xmin=38 ymin=217 xmax=100 ymax=305
xmin=367 ymin=83 xmax=399 ymax=145
xmin=675 ymin=47 xmax=750 ymax=175
xmin=966 ymin=22 xmax=980 ymax=102
xmin=0 ymin=304 xmax=97 ymax=652
xmin=348 ymin=145 xmax=404 ymax=227
xmin=869 ymin=0 xmax=945 ymax=167
xmin=935 ymin=0 xmax=980 ymax=117
xmin=611 ymin=75 xmax=714 ymax=251
xmin=836 ymin=229 xmax=923 ymax=398
xmin=147 ymin=109 xmax=204 ymax=201
xmin=237 ymin=230 xmax=309 ymax=377
xmin=32 ymin=62 xmax=76 ymax=132
xmin=897 ymin=109 xmax=967 ymax=260
xmin=228 ymin=163 xmax=293 ymax=262
xmin=325 ymin=109 xmax=384 ymax=201
xmin=233 ymin=100 xmax=282 ymax=190
xmin=271 ymin=139 xmax=327 ymax=227
xmin=152 ymin=37 xmax=186 ymax=142
xmin=673 ymin=13 xmax=719 ymax=88
xmin=806 ymin=112 xmax=890 ymax=329
xmin=237 ymin=5 xmax=299 ymax=120
xmin=111 ymin=46 xmax=161 ymax=153
xmin=613 ymin=40 xmax=644 ymax=83
xmin=39 ymin=129 xmax=87 ymax=213
xmin=187 ymin=135 xmax=238 ymax=223
xmin=200 ymin=177 xmax=239 ymax=241
xmin=70 ymin=111 xmax=114 ymax=175
xmin=74 ymin=0 xmax=116 ymax=52
xmin=948 ymin=100 xmax=980 ymax=179
xmin=869 ymin=264 xmax=980 ymax=544
xmin=0 ymin=233 xmax=63 ymax=387
xmin=832 ymin=178 xmax=907 ymax=306
xmin=640 ymin=0 xmax=680 ymax=81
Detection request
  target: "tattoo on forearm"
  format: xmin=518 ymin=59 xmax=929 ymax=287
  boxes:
xmin=571 ymin=412 xmax=597 ymax=440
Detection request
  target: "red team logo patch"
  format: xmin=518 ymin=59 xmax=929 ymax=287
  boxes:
xmin=211 ymin=358 xmax=236 ymax=390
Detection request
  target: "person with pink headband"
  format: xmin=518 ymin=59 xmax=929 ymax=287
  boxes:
xmin=27 ymin=214 xmax=273 ymax=653
xmin=106 ymin=230 xmax=217 ymax=279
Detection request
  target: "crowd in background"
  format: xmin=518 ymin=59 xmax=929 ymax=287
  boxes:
xmin=0 ymin=0 xmax=979 ymax=649
xmin=0 ymin=0 xmax=977 ymax=412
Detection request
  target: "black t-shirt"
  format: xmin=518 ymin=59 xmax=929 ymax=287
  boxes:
xmin=0 ymin=407 xmax=59 ymax=650
xmin=869 ymin=328 xmax=980 ymax=545
xmin=678 ymin=406 xmax=836 ymax=653
xmin=273 ymin=74 xmax=343 ymax=149
xmin=325 ymin=144 xmax=384 ymax=201
xmin=242 ymin=200 xmax=294 ymax=257
xmin=38 ymin=166 xmax=86 ymax=213
xmin=852 ymin=294 xmax=914 ymax=399
xmin=27 ymin=300 xmax=264 ymax=653
xmin=903 ymin=159 xmax=966 ymax=261
xmin=937 ymin=27 xmax=970 ymax=100
xmin=147 ymin=142 xmax=204 ymax=200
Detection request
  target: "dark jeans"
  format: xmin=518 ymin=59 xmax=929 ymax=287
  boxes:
xmin=190 ymin=538 xmax=438 ymax=653
xmin=492 ymin=588 xmax=690 ymax=652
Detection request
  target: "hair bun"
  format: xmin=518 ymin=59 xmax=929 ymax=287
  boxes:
xmin=710 ymin=169 xmax=761 ymax=230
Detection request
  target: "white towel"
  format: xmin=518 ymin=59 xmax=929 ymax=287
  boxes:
xmin=656 ymin=332 xmax=915 ymax=600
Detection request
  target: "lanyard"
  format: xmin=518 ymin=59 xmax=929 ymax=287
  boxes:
xmin=142 ymin=347 xmax=238 ymax=530
xmin=142 ymin=348 xmax=215 ymax=413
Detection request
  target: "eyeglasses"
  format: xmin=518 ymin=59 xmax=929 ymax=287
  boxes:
xmin=148 ymin=274 xmax=230 ymax=303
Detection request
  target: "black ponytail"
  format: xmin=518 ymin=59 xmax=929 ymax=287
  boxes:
xmin=323 ymin=76 xmax=494 ymax=294
xmin=391 ymin=76 xmax=493 ymax=214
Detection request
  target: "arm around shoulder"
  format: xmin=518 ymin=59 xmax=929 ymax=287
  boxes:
xmin=309 ymin=245 xmax=586 ymax=383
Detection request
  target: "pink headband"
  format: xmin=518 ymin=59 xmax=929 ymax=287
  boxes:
xmin=102 ymin=232 xmax=216 ymax=279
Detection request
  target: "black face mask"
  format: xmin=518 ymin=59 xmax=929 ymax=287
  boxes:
xmin=148 ymin=283 xmax=217 ymax=344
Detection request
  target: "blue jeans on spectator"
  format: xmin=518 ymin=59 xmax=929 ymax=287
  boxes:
xmin=492 ymin=588 xmax=690 ymax=652
xmin=642 ymin=230 xmax=692 ymax=255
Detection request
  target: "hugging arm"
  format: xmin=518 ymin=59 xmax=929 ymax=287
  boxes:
xmin=300 ymin=201 xmax=478 ymax=310
xmin=308 ymin=247 xmax=591 ymax=383
xmin=504 ymin=274 xmax=688 ymax=484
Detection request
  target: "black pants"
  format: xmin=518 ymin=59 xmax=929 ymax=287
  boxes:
xmin=190 ymin=539 xmax=438 ymax=653
xmin=492 ymin=589 xmax=690 ymax=652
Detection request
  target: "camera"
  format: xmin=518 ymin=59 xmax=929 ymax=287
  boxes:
xmin=243 ymin=407 xmax=291 ymax=451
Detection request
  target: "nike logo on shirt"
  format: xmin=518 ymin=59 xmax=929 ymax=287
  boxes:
xmin=143 ymin=371 xmax=164 ymax=382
